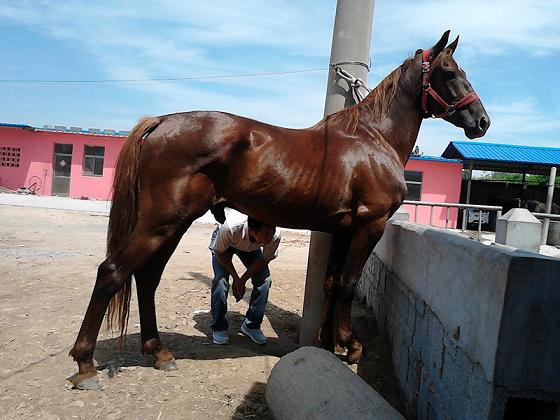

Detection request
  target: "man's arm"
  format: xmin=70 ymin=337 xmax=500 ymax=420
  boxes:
xmin=216 ymin=249 xmax=248 ymax=302
xmin=215 ymin=249 xmax=240 ymax=282
xmin=240 ymin=256 xmax=268 ymax=284
xmin=235 ymin=255 xmax=271 ymax=301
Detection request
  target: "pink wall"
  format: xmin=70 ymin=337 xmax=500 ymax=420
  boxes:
xmin=404 ymin=157 xmax=463 ymax=227
xmin=0 ymin=126 xmax=124 ymax=199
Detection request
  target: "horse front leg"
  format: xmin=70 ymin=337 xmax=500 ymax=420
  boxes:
xmin=316 ymin=234 xmax=351 ymax=353
xmin=333 ymin=219 xmax=386 ymax=364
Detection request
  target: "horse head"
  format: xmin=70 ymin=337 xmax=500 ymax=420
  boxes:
xmin=419 ymin=30 xmax=490 ymax=139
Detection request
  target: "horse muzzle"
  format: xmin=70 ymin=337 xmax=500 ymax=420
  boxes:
xmin=464 ymin=113 xmax=490 ymax=139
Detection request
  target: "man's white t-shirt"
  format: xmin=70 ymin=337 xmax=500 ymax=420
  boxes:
xmin=209 ymin=213 xmax=281 ymax=262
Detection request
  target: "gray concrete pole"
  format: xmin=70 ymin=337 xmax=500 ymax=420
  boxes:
xmin=299 ymin=0 xmax=375 ymax=346
xmin=541 ymin=166 xmax=557 ymax=245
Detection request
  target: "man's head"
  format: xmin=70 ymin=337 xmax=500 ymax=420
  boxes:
xmin=247 ymin=217 xmax=276 ymax=245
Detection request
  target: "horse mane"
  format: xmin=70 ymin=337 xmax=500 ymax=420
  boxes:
xmin=325 ymin=57 xmax=414 ymax=133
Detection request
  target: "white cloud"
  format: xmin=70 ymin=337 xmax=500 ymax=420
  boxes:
xmin=373 ymin=0 xmax=560 ymax=57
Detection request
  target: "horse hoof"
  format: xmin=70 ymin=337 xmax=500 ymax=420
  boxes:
xmin=156 ymin=360 xmax=178 ymax=371
xmin=347 ymin=342 xmax=363 ymax=365
xmin=67 ymin=373 xmax=102 ymax=390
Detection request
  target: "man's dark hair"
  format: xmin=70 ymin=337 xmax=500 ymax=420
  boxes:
xmin=247 ymin=216 xmax=272 ymax=232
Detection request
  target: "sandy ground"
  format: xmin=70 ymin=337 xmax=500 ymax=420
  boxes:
xmin=0 ymin=204 xmax=404 ymax=419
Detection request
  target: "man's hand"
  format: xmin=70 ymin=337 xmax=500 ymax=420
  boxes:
xmin=232 ymin=276 xmax=246 ymax=302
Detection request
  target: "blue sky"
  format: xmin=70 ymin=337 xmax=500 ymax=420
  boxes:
xmin=1 ymin=0 xmax=559 ymax=155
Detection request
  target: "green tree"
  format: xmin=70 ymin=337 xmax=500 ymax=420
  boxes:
xmin=480 ymin=172 xmax=560 ymax=186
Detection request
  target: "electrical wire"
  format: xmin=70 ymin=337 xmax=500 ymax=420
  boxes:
xmin=0 ymin=68 xmax=326 ymax=85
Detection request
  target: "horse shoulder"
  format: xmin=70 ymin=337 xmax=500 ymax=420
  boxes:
xmin=350 ymin=148 xmax=407 ymax=223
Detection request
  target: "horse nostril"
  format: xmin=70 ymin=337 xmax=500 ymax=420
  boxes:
xmin=479 ymin=116 xmax=488 ymax=131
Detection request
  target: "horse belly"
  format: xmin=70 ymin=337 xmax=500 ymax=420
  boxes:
xmin=218 ymin=164 xmax=351 ymax=231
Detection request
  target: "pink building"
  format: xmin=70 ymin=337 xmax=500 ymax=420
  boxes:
xmin=0 ymin=123 xmax=464 ymax=227
xmin=0 ymin=123 xmax=127 ymax=199
xmin=404 ymin=156 xmax=463 ymax=227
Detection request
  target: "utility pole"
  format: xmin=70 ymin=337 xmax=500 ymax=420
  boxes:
xmin=299 ymin=0 xmax=375 ymax=346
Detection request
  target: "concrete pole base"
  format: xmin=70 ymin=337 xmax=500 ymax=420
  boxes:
xmin=266 ymin=346 xmax=404 ymax=420
xmin=496 ymin=208 xmax=542 ymax=252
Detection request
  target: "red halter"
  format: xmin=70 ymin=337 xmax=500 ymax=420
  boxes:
xmin=421 ymin=49 xmax=480 ymax=118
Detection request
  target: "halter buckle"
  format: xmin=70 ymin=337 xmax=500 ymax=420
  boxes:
xmin=446 ymin=104 xmax=456 ymax=115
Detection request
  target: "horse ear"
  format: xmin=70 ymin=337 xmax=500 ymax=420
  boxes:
xmin=447 ymin=35 xmax=459 ymax=54
xmin=430 ymin=30 xmax=450 ymax=59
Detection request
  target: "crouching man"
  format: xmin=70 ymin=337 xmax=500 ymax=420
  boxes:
xmin=209 ymin=213 xmax=281 ymax=345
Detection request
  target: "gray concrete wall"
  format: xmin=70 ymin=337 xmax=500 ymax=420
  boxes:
xmin=356 ymin=221 xmax=560 ymax=419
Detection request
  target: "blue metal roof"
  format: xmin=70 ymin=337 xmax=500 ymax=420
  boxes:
xmin=442 ymin=141 xmax=560 ymax=166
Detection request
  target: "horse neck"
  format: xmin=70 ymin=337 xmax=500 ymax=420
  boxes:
xmin=358 ymin=55 xmax=424 ymax=164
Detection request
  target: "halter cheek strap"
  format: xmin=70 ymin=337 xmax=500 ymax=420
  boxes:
xmin=421 ymin=49 xmax=480 ymax=118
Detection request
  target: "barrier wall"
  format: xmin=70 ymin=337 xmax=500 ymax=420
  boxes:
xmin=356 ymin=221 xmax=560 ymax=419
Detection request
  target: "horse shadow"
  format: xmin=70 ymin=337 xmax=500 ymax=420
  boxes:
xmin=94 ymin=271 xmax=301 ymax=369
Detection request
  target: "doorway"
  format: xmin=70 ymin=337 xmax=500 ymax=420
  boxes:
xmin=52 ymin=143 xmax=73 ymax=196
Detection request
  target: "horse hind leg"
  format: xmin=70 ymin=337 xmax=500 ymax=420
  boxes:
xmin=69 ymin=173 xmax=215 ymax=389
xmin=133 ymin=173 xmax=216 ymax=370
xmin=135 ymin=235 xmax=183 ymax=371
xmin=69 ymin=222 xmax=185 ymax=389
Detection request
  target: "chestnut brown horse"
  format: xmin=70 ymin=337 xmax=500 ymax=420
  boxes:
xmin=69 ymin=31 xmax=489 ymax=389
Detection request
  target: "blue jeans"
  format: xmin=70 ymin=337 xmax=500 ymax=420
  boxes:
xmin=210 ymin=248 xmax=272 ymax=332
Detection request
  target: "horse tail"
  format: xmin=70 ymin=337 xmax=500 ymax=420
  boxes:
xmin=106 ymin=116 xmax=161 ymax=340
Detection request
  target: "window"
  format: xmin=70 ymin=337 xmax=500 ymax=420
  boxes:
xmin=404 ymin=170 xmax=423 ymax=200
xmin=54 ymin=143 xmax=73 ymax=154
xmin=1 ymin=146 xmax=21 ymax=168
xmin=53 ymin=143 xmax=73 ymax=177
xmin=83 ymin=145 xmax=105 ymax=176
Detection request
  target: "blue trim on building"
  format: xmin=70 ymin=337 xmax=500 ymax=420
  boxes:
xmin=0 ymin=123 xmax=34 ymax=130
xmin=409 ymin=155 xmax=462 ymax=163
xmin=1 ymin=122 xmax=128 ymax=137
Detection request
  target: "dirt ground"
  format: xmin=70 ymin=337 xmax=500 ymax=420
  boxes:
xmin=0 ymin=205 xmax=403 ymax=419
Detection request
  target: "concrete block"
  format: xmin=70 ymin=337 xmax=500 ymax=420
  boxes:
xmin=266 ymin=347 xmax=404 ymax=420
xmin=547 ymin=221 xmax=560 ymax=246
xmin=390 ymin=206 xmax=409 ymax=221
xmin=495 ymin=208 xmax=541 ymax=252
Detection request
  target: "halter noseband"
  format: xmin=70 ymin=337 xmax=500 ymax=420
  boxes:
xmin=421 ymin=49 xmax=480 ymax=119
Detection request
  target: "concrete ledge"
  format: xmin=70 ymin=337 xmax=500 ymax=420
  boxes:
xmin=266 ymin=347 xmax=404 ymax=420
xmin=357 ymin=220 xmax=560 ymax=419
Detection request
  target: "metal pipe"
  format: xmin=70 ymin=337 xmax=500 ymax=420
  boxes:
xmin=533 ymin=212 xmax=560 ymax=221
xmin=462 ymin=161 xmax=474 ymax=230
xmin=541 ymin=166 xmax=557 ymax=245
xmin=478 ymin=209 xmax=482 ymax=241
xmin=403 ymin=200 xmax=502 ymax=211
